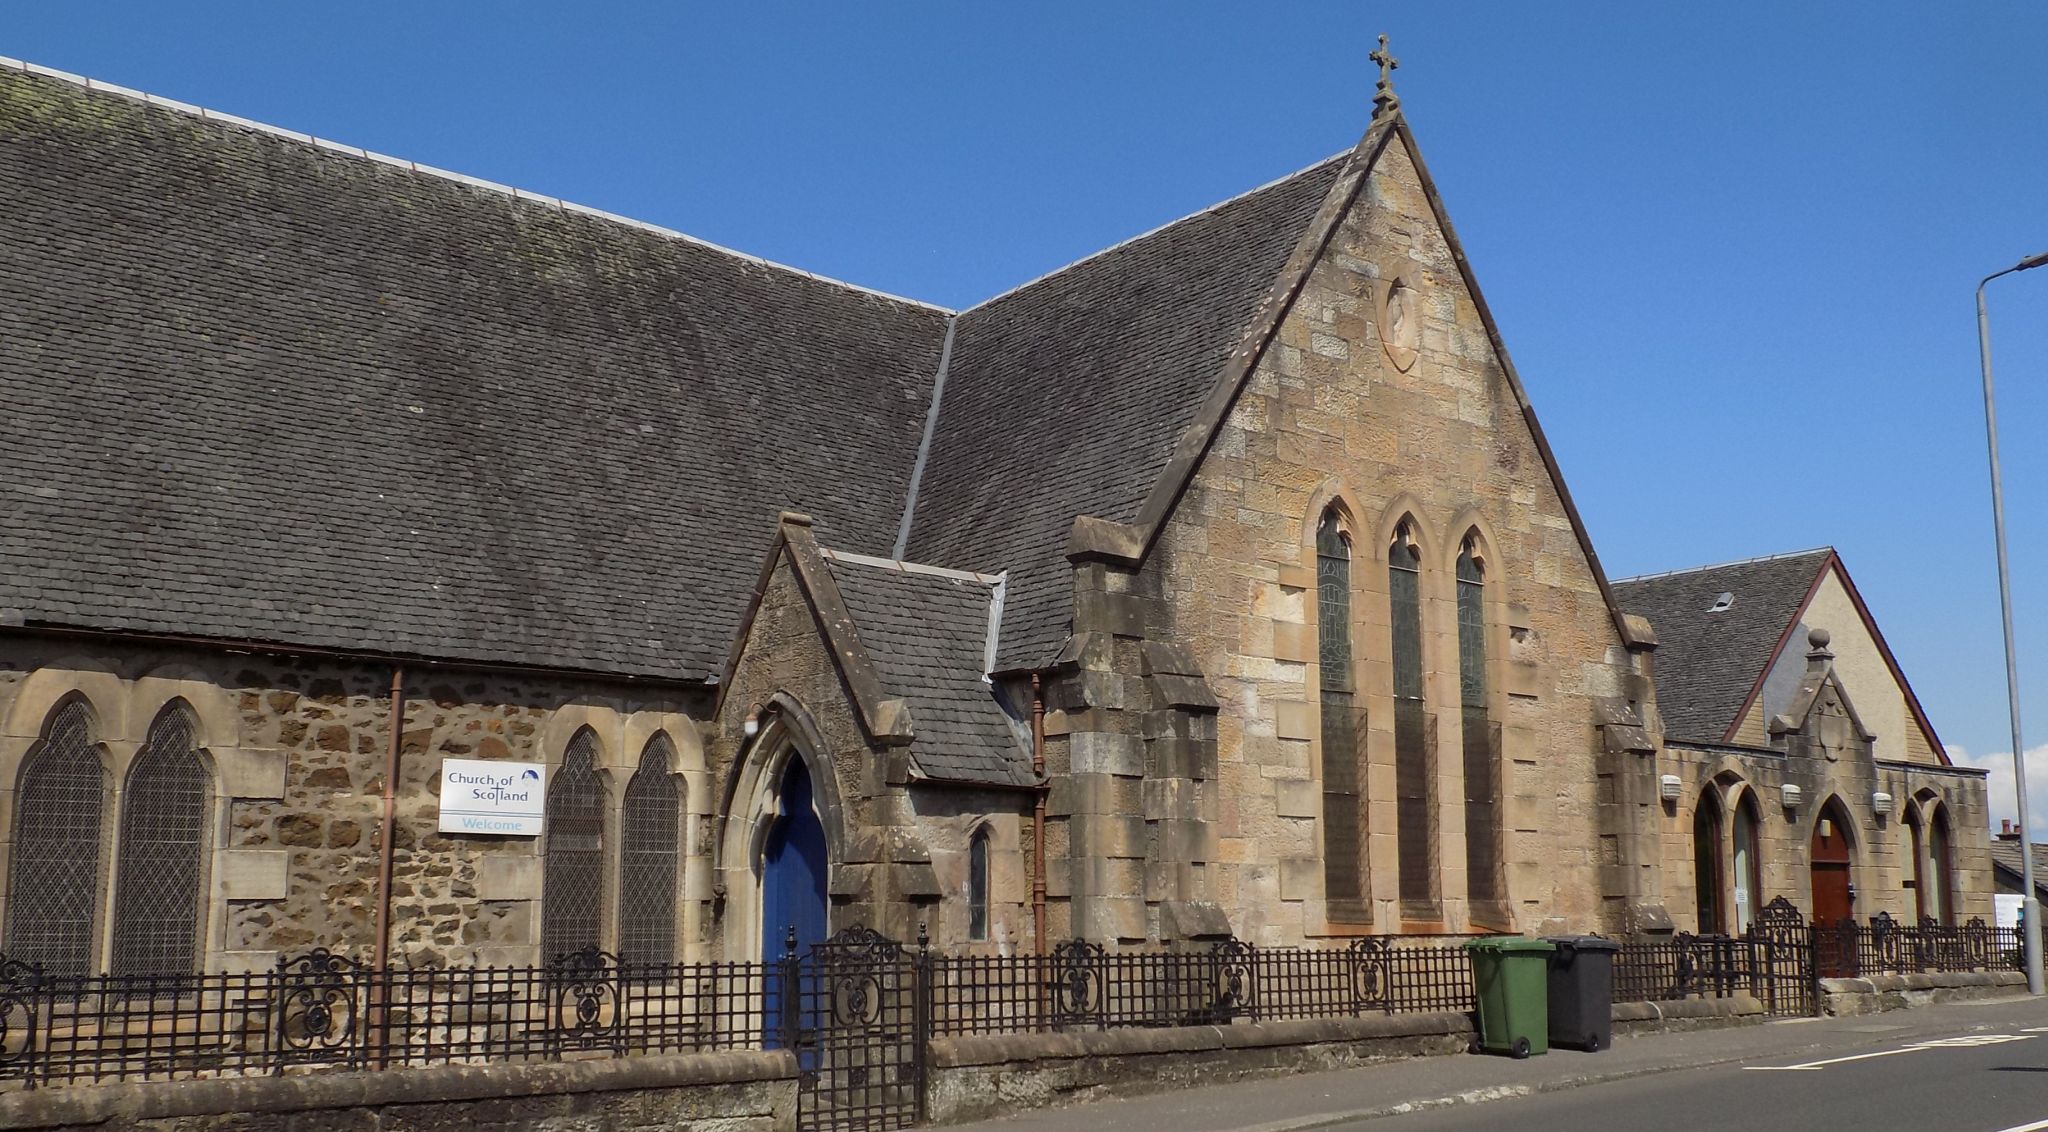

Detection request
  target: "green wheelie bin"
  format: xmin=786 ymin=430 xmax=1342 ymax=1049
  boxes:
xmin=1464 ymin=937 xmax=1555 ymax=1058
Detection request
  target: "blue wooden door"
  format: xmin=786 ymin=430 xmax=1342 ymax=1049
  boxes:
xmin=762 ymin=756 xmax=828 ymax=1044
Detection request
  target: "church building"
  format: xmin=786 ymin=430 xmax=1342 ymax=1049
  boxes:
xmin=0 ymin=49 xmax=1990 ymax=980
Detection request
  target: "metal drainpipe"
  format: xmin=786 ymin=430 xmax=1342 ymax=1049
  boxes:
xmin=1031 ymin=673 xmax=1048 ymax=954
xmin=373 ymin=664 xmax=405 ymax=1055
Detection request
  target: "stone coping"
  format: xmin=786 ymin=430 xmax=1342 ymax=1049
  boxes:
xmin=1612 ymin=996 xmax=1764 ymax=1025
xmin=930 ymin=1012 xmax=1472 ymax=1068
xmin=0 ymin=1048 xmax=795 ymax=1130
xmin=1820 ymin=970 xmax=2025 ymax=995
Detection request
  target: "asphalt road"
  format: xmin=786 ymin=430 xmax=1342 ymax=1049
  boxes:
xmin=1354 ymin=1015 xmax=2048 ymax=1132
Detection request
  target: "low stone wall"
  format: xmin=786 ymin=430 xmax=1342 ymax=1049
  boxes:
xmin=1821 ymin=970 xmax=2027 ymax=1016
xmin=926 ymin=1013 xmax=1473 ymax=1125
xmin=0 ymin=1049 xmax=796 ymax=1132
xmin=1612 ymin=996 xmax=1765 ymax=1036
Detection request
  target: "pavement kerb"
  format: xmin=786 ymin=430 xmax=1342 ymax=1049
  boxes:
xmin=1226 ymin=993 xmax=2038 ymax=1132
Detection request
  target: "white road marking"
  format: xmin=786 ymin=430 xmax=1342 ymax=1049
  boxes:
xmin=2021 ymin=1026 xmax=2048 ymax=1033
xmin=1745 ymin=1033 xmax=2031 ymax=1071
xmin=1986 ymin=1119 xmax=2048 ymax=1132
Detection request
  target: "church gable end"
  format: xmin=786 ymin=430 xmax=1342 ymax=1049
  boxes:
xmin=1044 ymin=109 xmax=1650 ymax=942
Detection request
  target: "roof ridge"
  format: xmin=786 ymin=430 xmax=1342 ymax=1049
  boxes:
xmin=956 ymin=151 xmax=1352 ymax=316
xmin=817 ymin=546 xmax=1003 ymax=586
xmin=1610 ymin=546 xmax=1835 ymax=585
xmin=0 ymin=55 xmax=955 ymax=315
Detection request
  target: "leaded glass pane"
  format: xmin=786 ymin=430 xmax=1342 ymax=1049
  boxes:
xmin=1462 ymin=711 xmax=1500 ymax=908
xmin=967 ymin=829 xmax=989 ymax=940
xmin=1455 ymin=540 xmax=1500 ymax=911
xmin=1457 ymin=544 xmax=1486 ymax=708
xmin=618 ymin=735 xmax=679 ymax=964
xmin=1316 ymin=512 xmax=1353 ymax=692
xmin=5 ymin=701 xmax=105 ymax=974
xmin=1394 ymin=700 xmax=1434 ymax=908
xmin=542 ymin=731 xmax=605 ymax=960
xmin=112 ymin=704 xmax=208 ymax=976
xmin=1388 ymin=527 xmax=1434 ymax=912
xmin=1320 ymin=694 xmax=1368 ymax=921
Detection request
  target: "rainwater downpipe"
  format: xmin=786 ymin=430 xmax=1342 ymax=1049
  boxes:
xmin=374 ymin=664 xmax=405 ymax=971
xmin=1031 ymin=673 xmax=1048 ymax=954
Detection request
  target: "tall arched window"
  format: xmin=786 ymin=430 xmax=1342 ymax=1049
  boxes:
xmin=967 ymin=826 xmax=991 ymax=941
xmin=542 ymin=729 xmax=605 ymax=960
xmin=1693 ymin=790 xmax=1726 ymax=933
xmin=1317 ymin=509 xmax=1367 ymax=921
xmin=1389 ymin=520 xmax=1435 ymax=915
xmin=5 ymin=700 xmax=107 ymax=974
xmin=1456 ymin=535 xmax=1501 ymax=913
xmin=1906 ymin=805 xmax=1927 ymax=922
xmin=618 ymin=734 xmax=680 ymax=965
xmin=112 ymin=703 xmax=209 ymax=976
xmin=1924 ymin=805 xmax=1955 ymax=926
xmin=1732 ymin=792 xmax=1763 ymax=934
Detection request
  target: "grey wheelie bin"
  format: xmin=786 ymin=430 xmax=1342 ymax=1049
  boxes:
xmin=1543 ymin=935 xmax=1621 ymax=1051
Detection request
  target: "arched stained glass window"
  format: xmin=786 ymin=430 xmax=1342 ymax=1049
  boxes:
xmin=112 ymin=703 xmax=209 ymax=976
xmin=5 ymin=700 xmax=106 ymax=975
xmin=1389 ymin=521 xmax=1435 ymax=914
xmin=618 ymin=734 xmax=680 ymax=965
xmin=968 ymin=826 xmax=991 ymax=941
xmin=542 ymin=730 xmax=606 ymax=960
xmin=1457 ymin=536 xmax=1501 ymax=912
xmin=1317 ymin=510 xmax=1368 ymax=921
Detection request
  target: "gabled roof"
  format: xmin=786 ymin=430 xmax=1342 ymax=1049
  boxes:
xmin=1610 ymin=549 xmax=1834 ymax=742
xmin=718 ymin=516 xmax=1032 ymax=788
xmin=905 ymin=155 xmax=1348 ymax=670
xmin=0 ymin=60 xmax=948 ymax=681
xmin=821 ymin=549 xmax=1032 ymax=787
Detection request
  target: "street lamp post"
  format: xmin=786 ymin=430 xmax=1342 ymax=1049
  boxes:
xmin=1975 ymin=250 xmax=2048 ymax=996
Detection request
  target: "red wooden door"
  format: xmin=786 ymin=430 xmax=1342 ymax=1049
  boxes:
xmin=1811 ymin=808 xmax=1855 ymax=975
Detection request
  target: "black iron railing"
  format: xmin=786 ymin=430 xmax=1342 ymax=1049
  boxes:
xmin=925 ymin=936 xmax=1476 ymax=1037
xmin=0 ymin=947 xmax=770 ymax=1087
xmin=1813 ymin=913 xmax=2022 ymax=979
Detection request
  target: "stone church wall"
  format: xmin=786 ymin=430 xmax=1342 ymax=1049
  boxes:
xmin=0 ymin=633 xmax=707 ymax=972
xmin=1658 ymin=742 xmax=1993 ymax=932
xmin=1050 ymin=134 xmax=1650 ymax=946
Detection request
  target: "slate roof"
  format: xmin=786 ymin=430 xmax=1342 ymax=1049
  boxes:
xmin=907 ymin=156 xmax=1349 ymax=670
xmin=820 ymin=551 xmax=1033 ymax=787
xmin=0 ymin=59 xmax=1356 ymax=685
xmin=1610 ymin=549 xmax=1832 ymax=743
xmin=1990 ymin=840 xmax=2048 ymax=901
xmin=0 ymin=63 xmax=948 ymax=680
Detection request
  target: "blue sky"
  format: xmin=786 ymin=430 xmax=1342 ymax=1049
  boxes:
xmin=10 ymin=3 xmax=2048 ymax=825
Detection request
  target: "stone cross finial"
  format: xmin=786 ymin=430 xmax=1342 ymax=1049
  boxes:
xmin=1370 ymin=33 xmax=1401 ymax=117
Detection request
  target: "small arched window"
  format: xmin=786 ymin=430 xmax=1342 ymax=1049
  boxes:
xmin=541 ymin=729 xmax=606 ymax=960
xmin=1389 ymin=520 xmax=1435 ymax=914
xmin=1456 ymin=535 xmax=1500 ymax=912
xmin=1317 ymin=509 xmax=1367 ymax=920
xmin=967 ymin=826 xmax=991 ymax=941
xmin=1925 ymin=805 xmax=1955 ymax=926
xmin=1731 ymin=792 xmax=1764 ymax=933
xmin=618 ymin=734 xmax=680 ymax=965
xmin=112 ymin=702 xmax=210 ymax=976
xmin=4 ymin=700 xmax=106 ymax=974
xmin=1693 ymin=790 xmax=1726 ymax=933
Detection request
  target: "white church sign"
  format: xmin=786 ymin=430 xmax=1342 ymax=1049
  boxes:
xmin=439 ymin=759 xmax=546 ymax=836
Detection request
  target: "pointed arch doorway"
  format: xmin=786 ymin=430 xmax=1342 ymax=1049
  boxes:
xmin=1811 ymin=798 xmax=1855 ymax=976
xmin=760 ymin=755 xmax=829 ymax=966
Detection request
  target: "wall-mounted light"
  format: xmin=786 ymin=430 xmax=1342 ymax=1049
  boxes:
xmin=1781 ymin=783 xmax=1803 ymax=811
xmin=1659 ymin=774 xmax=1683 ymax=802
xmin=1872 ymin=791 xmax=1894 ymax=819
xmin=743 ymin=703 xmax=763 ymax=738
